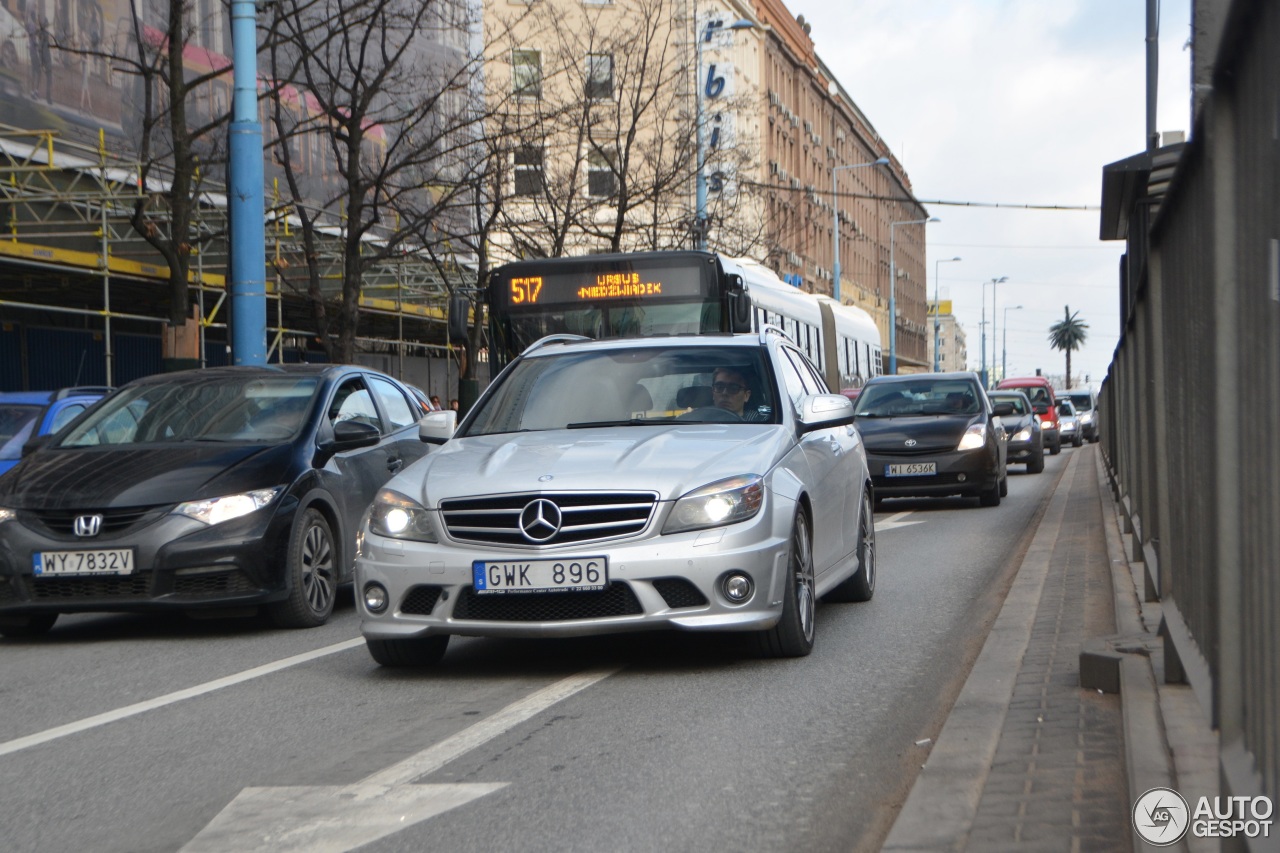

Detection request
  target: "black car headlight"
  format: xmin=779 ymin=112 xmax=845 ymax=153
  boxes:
xmin=0 ymin=507 xmax=13 ymax=525
xmin=174 ymin=487 xmax=283 ymax=526
xmin=663 ymin=475 xmax=763 ymax=534
xmin=368 ymin=488 xmax=438 ymax=542
xmin=1013 ymin=425 xmax=1034 ymax=442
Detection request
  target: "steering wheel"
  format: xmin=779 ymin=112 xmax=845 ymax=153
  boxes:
xmin=677 ymin=406 xmax=743 ymax=423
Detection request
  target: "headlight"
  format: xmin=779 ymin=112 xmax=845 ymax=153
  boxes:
xmin=0 ymin=508 xmax=14 ymax=524
xmin=663 ymin=475 xmax=763 ymax=534
xmin=1079 ymin=412 xmax=1094 ymax=424
xmin=368 ymin=488 xmax=438 ymax=542
xmin=175 ymin=487 xmax=282 ymax=526
xmin=957 ymin=423 xmax=987 ymax=451
xmin=1013 ymin=426 xmax=1033 ymax=442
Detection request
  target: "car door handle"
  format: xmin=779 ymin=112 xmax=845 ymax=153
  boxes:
xmin=387 ymin=457 xmax=404 ymax=473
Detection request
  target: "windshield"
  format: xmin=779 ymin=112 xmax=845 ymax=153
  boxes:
xmin=0 ymin=404 xmax=42 ymax=461
xmin=854 ymin=379 xmax=983 ymax=417
xmin=463 ymin=345 xmax=776 ymax=436
xmin=990 ymin=394 xmax=1029 ymax=415
xmin=1067 ymin=392 xmax=1094 ymax=412
xmin=57 ymin=376 xmax=321 ymax=447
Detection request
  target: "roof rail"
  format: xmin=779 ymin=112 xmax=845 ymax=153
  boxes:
xmin=53 ymin=386 xmax=113 ymax=400
xmin=758 ymin=324 xmax=791 ymax=345
xmin=521 ymin=334 xmax=593 ymax=356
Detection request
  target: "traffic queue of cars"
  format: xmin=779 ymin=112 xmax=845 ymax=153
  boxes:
xmin=0 ymin=340 xmax=1094 ymax=665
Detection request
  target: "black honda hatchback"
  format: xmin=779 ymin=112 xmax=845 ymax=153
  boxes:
xmin=0 ymin=365 xmax=429 ymax=637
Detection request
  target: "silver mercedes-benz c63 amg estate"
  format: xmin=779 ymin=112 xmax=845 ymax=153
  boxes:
xmin=355 ymin=329 xmax=876 ymax=665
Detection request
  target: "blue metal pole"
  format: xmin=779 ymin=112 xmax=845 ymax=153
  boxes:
xmin=229 ymin=0 xmax=266 ymax=365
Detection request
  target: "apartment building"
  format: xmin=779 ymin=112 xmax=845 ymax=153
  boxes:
xmin=483 ymin=0 xmax=931 ymax=371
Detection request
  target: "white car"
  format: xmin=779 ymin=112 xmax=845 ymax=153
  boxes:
xmin=355 ymin=330 xmax=877 ymax=665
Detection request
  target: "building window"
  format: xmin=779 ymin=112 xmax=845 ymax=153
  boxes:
xmin=588 ymin=149 xmax=616 ymax=197
xmin=513 ymin=49 xmax=541 ymax=98
xmin=585 ymin=53 xmax=613 ymax=99
xmin=514 ymin=145 xmax=544 ymax=195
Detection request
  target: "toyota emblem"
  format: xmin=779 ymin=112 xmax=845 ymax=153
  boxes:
xmin=73 ymin=514 xmax=103 ymax=537
xmin=904 ymin=439 xmax=918 ymax=447
xmin=519 ymin=499 xmax=563 ymax=543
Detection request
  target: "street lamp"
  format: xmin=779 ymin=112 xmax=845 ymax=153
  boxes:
xmin=932 ymin=256 xmax=961 ymax=371
xmin=695 ymin=14 xmax=756 ymax=251
xmin=1002 ymin=304 xmax=1023 ymax=384
xmin=980 ymin=276 xmax=1007 ymax=388
xmin=888 ymin=216 xmax=939 ymax=374
xmin=832 ymin=157 xmax=889 ymax=302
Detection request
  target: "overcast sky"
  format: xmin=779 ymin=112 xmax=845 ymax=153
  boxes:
xmin=784 ymin=0 xmax=1192 ymax=386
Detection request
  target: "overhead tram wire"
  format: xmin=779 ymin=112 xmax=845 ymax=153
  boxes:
xmin=740 ymin=179 xmax=1101 ymax=211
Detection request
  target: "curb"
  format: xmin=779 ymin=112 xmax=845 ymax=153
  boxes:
xmin=1089 ymin=451 xmax=1185 ymax=852
xmin=880 ymin=450 xmax=1076 ymax=851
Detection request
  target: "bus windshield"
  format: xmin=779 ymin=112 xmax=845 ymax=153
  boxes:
xmin=487 ymin=251 xmax=730 ymax=369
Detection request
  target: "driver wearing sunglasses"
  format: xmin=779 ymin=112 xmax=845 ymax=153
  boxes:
xmin=711 ymin=367 xmax=758 ymax=420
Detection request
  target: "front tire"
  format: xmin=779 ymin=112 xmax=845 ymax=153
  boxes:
xmin=1027 ymin=445 xmax=1045 ymax=474
xmin=366 ymin=635 xmax=450 ymax=667
xmin=0 ymin=613 xmax=58 ymax=638
xmin=825 ymin=490 xmax=875 ymax=603
xmin=979 ymin=478 xmax=1002 ymax=507
xmin=756 ymin=506 xmax=816 ymax=658
xmin=270 ymin=508 xmax=338 ymax=628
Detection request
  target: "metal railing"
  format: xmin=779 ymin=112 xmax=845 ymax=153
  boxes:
xmin=1099 ymin=0 xmax=1277 ymax=817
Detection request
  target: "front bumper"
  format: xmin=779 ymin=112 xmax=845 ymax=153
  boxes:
xmin=866 ymin=447 xmax=1000 ymax=499
xmin=356 ymin=496 xmax=795 ymax=640
xmin=0 ymin=504 xmax=295 ymax=615
xmin=1006 ymin=435 xmax=1041 ymax=463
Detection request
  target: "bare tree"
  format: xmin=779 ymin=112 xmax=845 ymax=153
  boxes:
xmin=262 ymin=0 xmax=492 ymax=362
xmin=111 ymin=0 xmax=232 ymax=328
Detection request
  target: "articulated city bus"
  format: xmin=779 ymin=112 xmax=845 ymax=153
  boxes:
xmin=485 ymin=251 xmax=882 ymax=392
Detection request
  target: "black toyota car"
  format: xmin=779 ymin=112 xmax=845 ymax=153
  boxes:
xmin=0 ymin=365 xmax=429 ymax=637
xmin=854 ymin=372 xmax=1008 ymax=507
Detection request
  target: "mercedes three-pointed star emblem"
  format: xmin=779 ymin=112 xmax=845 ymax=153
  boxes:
xmin=519 ymin=499 xmax=563 ymax=543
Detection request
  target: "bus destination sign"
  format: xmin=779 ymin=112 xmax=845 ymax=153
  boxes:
xmin=499 ymin=262 xmax=707 ymax=308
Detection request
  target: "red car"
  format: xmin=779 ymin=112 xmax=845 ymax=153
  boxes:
xmin=996 ymin=376 xmax=1061 ymax=454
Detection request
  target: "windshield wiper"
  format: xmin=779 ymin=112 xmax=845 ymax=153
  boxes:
xmin=566 ymin=418 xmax=680 ymax=429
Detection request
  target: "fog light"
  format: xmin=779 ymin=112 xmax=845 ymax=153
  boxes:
xmin=722 ymin=572 xmax=753 ymax=602
xmin=363 ymin=583 xmax=389 ymax=613
xmin=957 ymin=473 xmax=967 ymax=482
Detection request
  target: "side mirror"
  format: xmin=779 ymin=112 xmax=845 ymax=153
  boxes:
xmin=419 ymin=409 xmax=456 ymax=445
xmin=1032 ymin=403 xmax=1049 ymax=416
xmin=992 ymin=402 xmax=1014 ymax=417
xmin=322 ymin=420 xmax=381 ymax=453
xmin=727 ymin=277 xmax=752 ymax=333
xmin=797 ymin=394 xmax=854 ymax=434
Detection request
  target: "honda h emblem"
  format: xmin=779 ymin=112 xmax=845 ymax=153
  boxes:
xmin=73 ymin=514 xmax=103 ymax=538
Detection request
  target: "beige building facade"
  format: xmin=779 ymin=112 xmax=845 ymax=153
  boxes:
xmin=482 ymin=0 xmax=931 ymax=372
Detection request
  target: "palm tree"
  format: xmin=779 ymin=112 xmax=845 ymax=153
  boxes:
xmin=1048 ymin=306 xmax=1089 ymax=389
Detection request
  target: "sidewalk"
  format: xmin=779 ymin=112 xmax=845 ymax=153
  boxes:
xmin=881 ymin=444 xmax=1220 ymax=852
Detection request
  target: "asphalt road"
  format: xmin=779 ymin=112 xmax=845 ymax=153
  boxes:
xmin=0 ymin=449 xmax=1076 ymax=853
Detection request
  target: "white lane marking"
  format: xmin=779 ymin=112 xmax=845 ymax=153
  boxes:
xmin=361 ymin=666 xmax=620 ymax=787
xmin=876 ymin=511 xmax=925 ymax=532
xmin=0 ymin=638 xmax=365 ymax=759
xmin=182 ymin=666 xmax=621 ymax=853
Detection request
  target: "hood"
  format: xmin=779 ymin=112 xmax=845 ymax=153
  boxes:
xmin=999 ymin=413 xmax=1036 ymax=432
xmin=855 ymin=414 xmax=978 ymax=453
xmin=0 ymin=443 xmax=296 ymax=509
xmin=391 ymin=425 xmax=793 ymax=507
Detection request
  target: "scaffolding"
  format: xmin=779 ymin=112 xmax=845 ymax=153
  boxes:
xmin=0 ymin=123 xmax=472 ymax=385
